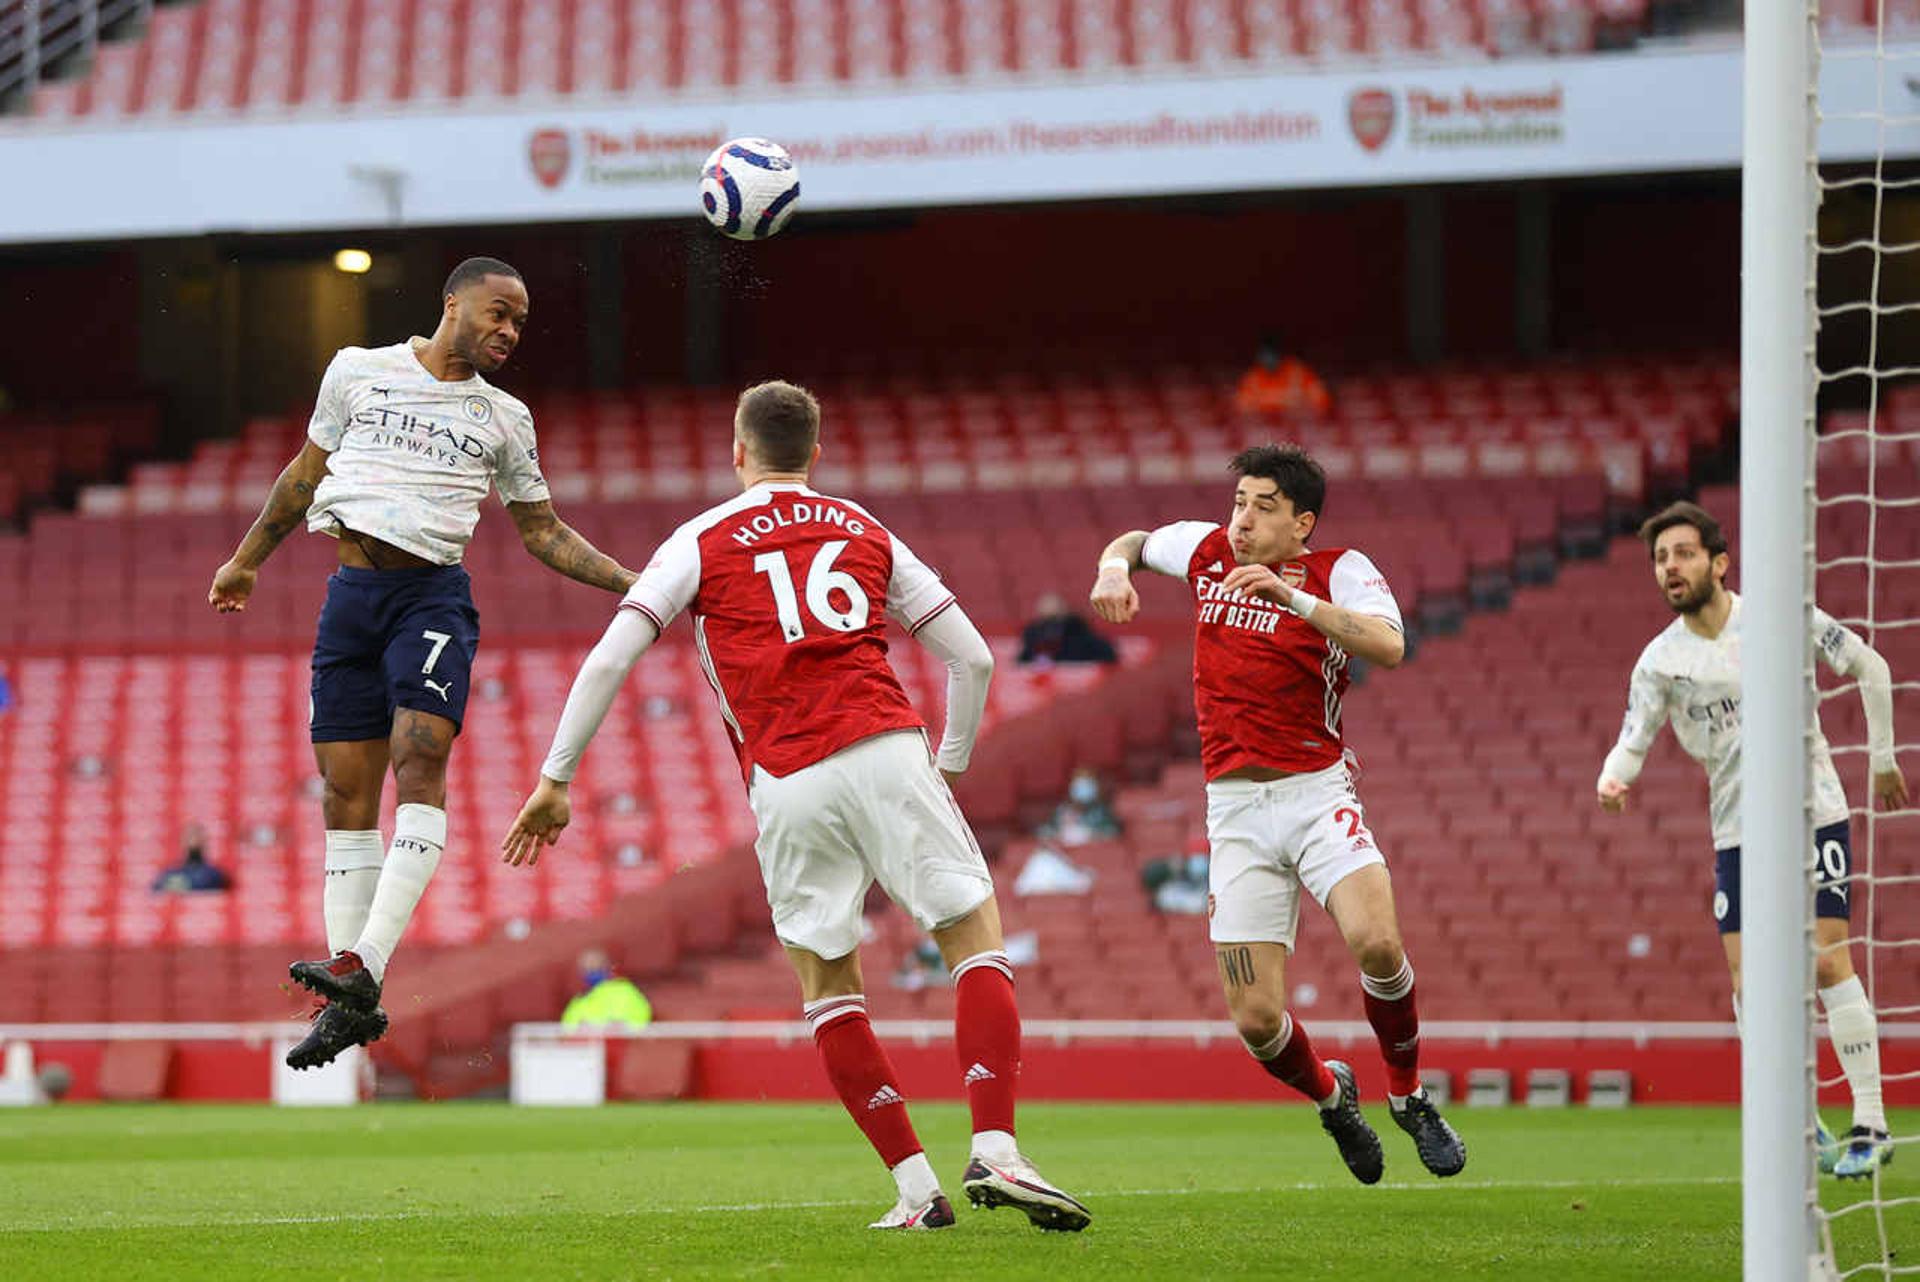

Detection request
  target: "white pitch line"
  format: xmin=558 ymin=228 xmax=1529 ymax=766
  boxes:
xmin=0 ymin=1174 xmax=1741 ymax=1234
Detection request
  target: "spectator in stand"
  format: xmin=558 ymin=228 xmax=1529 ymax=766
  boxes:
xmin=1018 ymin=592 xmax=1118 ymax=667
xmin=1012 ymin=844 xmax=1095 ymax=897
xmin=560 ymin=948 xmax=654 ymax=1030
xmin=1142 ymin=835 xmax=1211 ymax=916
xmin=1234 ymin=335 xmax=1331 ymax=419
xmin=891 ymin=938 xmax=948 ymax=992
xmin=1038 ymin=768 xmax=1124 ymax=847
xmin=152 ymin=824 xmax=231 ymax=893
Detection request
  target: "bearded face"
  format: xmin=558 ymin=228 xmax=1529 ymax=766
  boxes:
xmin=1652 ymin=525 xmax=1724 ymax=615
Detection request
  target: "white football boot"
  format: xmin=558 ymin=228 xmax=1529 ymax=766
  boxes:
xmin=868 ymin=1192 xmax=956 ymax=1230
xmin=960 ymin=1153 xmax=1092 ymax=1232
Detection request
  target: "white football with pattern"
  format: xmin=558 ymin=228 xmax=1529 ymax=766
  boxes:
xmin=699 ymin=137 xmax=802 ymax=241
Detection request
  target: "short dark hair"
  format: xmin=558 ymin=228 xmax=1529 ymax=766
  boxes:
xmin=736 ymin=380 xmax=821 ymax=471
xmin=444 ymin=256 xmax=522 ymax=299
xmin=1229 ymin=443 xmax=1327 ymax=517
xmin=1639 ymin=500 xmax=1729 ymax=559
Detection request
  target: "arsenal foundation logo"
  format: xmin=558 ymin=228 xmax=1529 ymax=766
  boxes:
xmin=1348 ymin=88 xmax=1395 ymax=153
xmin=528 ymin=128 xmax=571 ymax=189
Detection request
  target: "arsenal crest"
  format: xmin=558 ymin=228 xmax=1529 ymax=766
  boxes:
xmin=1280 ymin=563 xmax=1308 ymax=589
xmin=1348 ymin=88 xmax=1395 ymax=153
xmin=528 ymin=128 xmax=571 ymax=189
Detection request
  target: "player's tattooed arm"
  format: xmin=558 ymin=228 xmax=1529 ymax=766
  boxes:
xmin=1218 ymin=564 xmax=1405 ymax=668
xmin=236 ymin=441 xmax=331 ymax=568
xmin=1216 ymin=946 xmax=1257 ymax=992
xmin=210 ymin=440 xmax=332 ymax=613
xmin=1307 ymin=601 xmax=1407 ymax=669
xmin=508 ymin=500 xmax=640 ymax=593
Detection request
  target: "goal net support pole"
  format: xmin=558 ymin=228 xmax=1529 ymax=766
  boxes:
xmin=1741 ymin=2 xmax=1822 ymax=1279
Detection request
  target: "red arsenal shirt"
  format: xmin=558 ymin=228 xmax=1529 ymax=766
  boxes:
xmin=623 ymin=483 xmax=956 ymax=781
xmin=1142 ymin=521 xmax=1402 ymax=780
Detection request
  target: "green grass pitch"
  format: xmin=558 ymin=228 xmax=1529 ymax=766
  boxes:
xmin=1 ymin=1102 xmax=1911 ymax=1280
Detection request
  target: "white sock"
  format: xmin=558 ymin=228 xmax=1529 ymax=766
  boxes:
xmin=1388 ymin=1088 xmax=1426 ymax=1112
xmin=890 ymin=1151 xmax=940 ymax=1206
xmin=1820 ymin=976 xmax=1886 ymax=1133
xmin=972 ymin=1129 xmax=1018 ymax=1164
xmin=352 ymin=803 xmax=447 ymax=983
xmin=323 ymin=830 xmax=385 ymax=954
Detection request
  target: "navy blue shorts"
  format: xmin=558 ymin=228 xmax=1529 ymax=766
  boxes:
xmin=1713 ymin=820 xmax=1854 ymax=934
xmin=310 ymin=564 xmax=480 ymax=743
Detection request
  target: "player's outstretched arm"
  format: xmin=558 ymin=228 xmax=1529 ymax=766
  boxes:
xmin=507 ymin=500 xmax=640 ymax=594
xmin=1089 ymin=531 xmax=1150 ymax=624
xmin=1596 ymin=660 xmax=1664 ymax=815
xmin=209 ymin=439 xmax=332 ymax=613
xmin=911 ymin=603 xmax=994 ymax=785
xmin=1217 ymin=563 xmax=1405 ymax=668
xmin=503 ymin=608 xmax=659 ymax=866
xmin=1832 ymin=631 xmax=1909 ymax=809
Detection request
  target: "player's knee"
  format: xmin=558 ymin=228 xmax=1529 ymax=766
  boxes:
xmin=390 ymin=715 xmax=453 ymax=785
xmin=1229 ymin=997 xmax=1285 ymax=1047
xmin=318 ymin=772 xmax=378 ymax=828
xmin=391 ymin=755 xmax=448 ymax=803
xmin=1233 ymin=1012 xmax=1285 ymax=1048
xmin=1349 ymin=931 xmax=1404 ymax=976
xmin=1816 ymin=948 xmax=1854 ymax=988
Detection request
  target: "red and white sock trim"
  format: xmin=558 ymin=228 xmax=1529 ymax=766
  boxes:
xmin=1245 ymin=1011 xmax=1295 ymax=1060
xmin=949 ymin=950 xmax=1013 ymax=984
xmin=1359 ymin=958 xmax=1415 ymax=1002
xmin=804 ymin=994 xmax=869 ymax=1034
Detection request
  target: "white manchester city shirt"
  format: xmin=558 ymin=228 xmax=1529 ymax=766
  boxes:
xmin=305 ymin=340 xmax=549 ymax=565
xmin=1603 ymin=593 xmax=1869 ymax=849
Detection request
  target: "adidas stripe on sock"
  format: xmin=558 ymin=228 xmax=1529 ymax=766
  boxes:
xmin=807 ymin=994 xmax=924 ymax=1170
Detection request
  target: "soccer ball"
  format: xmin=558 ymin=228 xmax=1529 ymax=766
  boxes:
xmin=700 ymin=137 xmax=801 ymax=241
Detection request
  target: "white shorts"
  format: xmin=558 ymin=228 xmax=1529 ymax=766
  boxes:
xmin=1205 ymin=762 xmax=1388 ymax=948
xmin=747 ymin=729 xmax=995 ymax=959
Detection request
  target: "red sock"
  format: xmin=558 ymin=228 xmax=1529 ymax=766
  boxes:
xmin=1253 ymin=1012 xmax=1337 ymax=1102
xmin=808 ymin=997 xmax=922 ymax=1168
xmin=953 ymin=952 xmax=1019 ymax=1137
xmin=1361 ymin=961 xmax=1422 ymax=1097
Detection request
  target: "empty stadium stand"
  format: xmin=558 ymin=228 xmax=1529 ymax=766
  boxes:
xmin=0 ymin=633 xmax=1167 ymax=957
xmin=80 ymin=356 xmax=1736 ymax=517
xmin=571 ymin=508 xmax=1920 ymax=1036
xmin=31 ymin=349 xmax=1918 ymax=1100
xmin=0 ymin=401 xmax=159 ymax=528
xmin=19 ymin=0 xmax=1676 ymax=123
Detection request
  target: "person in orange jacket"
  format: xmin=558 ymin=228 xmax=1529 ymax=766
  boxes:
xmin=1235 ymin=335 xmax=1331 ymax=418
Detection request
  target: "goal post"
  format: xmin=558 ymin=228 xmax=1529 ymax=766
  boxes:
xmin=1740 ymin=2 xmax=1822 ymax=1280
